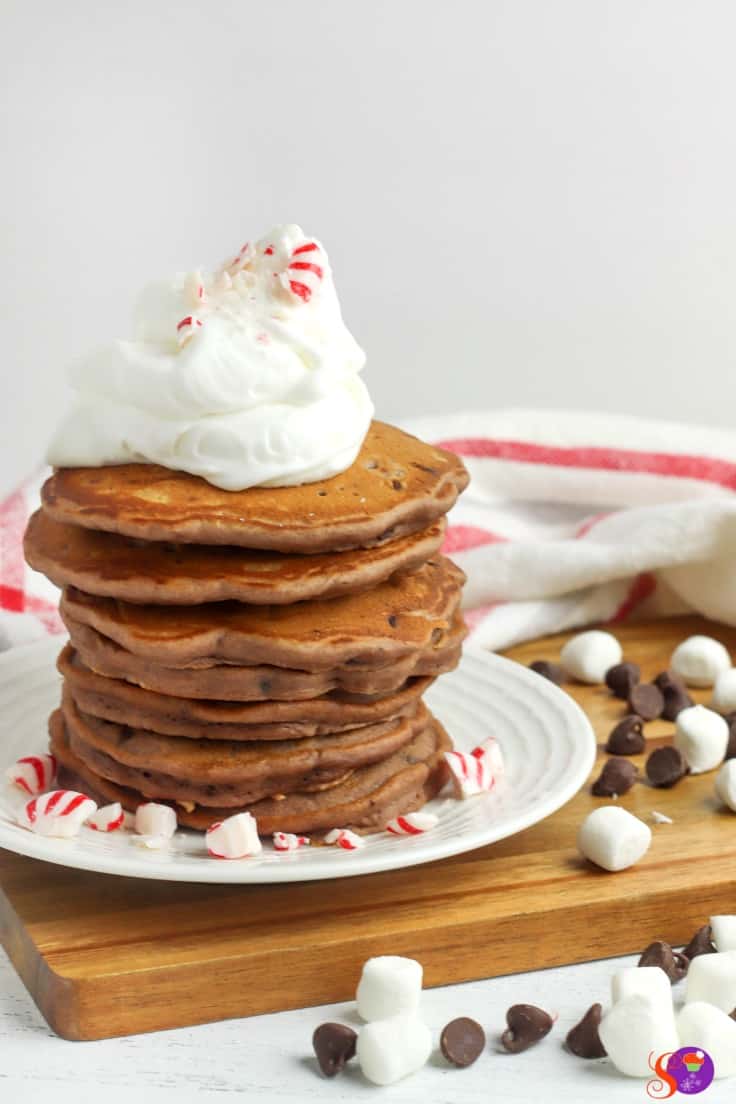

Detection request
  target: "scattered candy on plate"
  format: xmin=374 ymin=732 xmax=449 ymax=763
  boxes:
xmin=445 ymin=737 xmax=504 ymax=799
xmin=206 ymin=812 xmax=262 ymax=859
xmin=385 ymin=812 xmax=438 ymax=836
xmin=135 ymin=802 xmax=177 ymax=840
xmin=21 ymin=789 xmax=97 ymax=838
xmin=272 ymin=832 xmax=309 ymax=851
xmin=5 ymin=753 xmax=57 ymax=796
xmin=324 ymin=828 xmax=364 ymax=851
xmin=86 ymin=802 xmax=125 ymax=832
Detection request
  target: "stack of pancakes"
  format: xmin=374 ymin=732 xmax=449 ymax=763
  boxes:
xmin=25 ymin=422 xmax=469 ymax=835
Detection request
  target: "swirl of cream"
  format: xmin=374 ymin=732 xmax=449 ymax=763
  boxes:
xmin=47 ymin=225 xmax=374 ymax=490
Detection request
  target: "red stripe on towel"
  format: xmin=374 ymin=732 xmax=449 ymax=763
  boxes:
xmin=436 ymin=438 xmax=736 ymax=491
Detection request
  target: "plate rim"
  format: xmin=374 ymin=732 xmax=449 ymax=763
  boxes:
xmin=0 ymin=637 xmax=596 ymax=884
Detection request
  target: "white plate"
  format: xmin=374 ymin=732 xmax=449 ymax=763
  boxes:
xmin=0 ymin=637 xmax=595 ymax=883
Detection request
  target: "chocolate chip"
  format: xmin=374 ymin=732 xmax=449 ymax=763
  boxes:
xmin=654 ymin=670 xmax=684 ymax=692
xmin=724 ymin=716 xmax=736 ymax=760
xmin=501 ymin=1004 xmax=554 ymax=1053
xmin=628 ymin=683 xmax=665 ymax=721
xmin=529 ymin=660 xmax=566 ymax=685
xmin=682 ymin=924 xmax=717 ymax=961
xmin=645 ymin=746 xmax=688 ymax=787
xmin=661 ymin=685 xmax=694 ymax=721
xmin=566 ymin=1003 xmax=607 ymax=1058
xmin=440 ymin=1016 xmax=486 ymax=1067
xmin=654 ymin=671 xmax=694 ymax=719
xmin=387 ymin=614 xmax=398 ymax=628
xmin=606 ymin=715 xmax=646 ymax=755
xmin=312 ymin=1022 xmax=357 ymax=1078
xmin=638 ymin=940 xmax=689 ymax=983
xmin=591 ymin=757 xmax=638 ymax=797
xmin=730 ymin=1008 xmax=736 ymax=1021
xmin=605 ymin=662 xmax=641 ymax=699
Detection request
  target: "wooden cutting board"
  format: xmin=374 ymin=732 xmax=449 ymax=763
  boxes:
xmin=2 ymin=615 xmax=736 ymax=1041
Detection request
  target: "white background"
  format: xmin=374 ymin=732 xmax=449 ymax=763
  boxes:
xmin=3 ymin=1 xmax=736 ymax=495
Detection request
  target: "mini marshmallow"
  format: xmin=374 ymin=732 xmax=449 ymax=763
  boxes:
xmin=560 ymin=630 xmax=622 ymax=684
xmin=599 ymin=994 xmax=679 ymax=1078
xmin=135 ymin=802 xmax=177 ymax=839
xmin=272 ymin=832 xmax=309 ymax=851
xmin=356 ymin=956 xmax=423 ymax=1022
xmin=712 ymin=667 xmax=736 ymax=713
xmin=86 ymin=802 xmax=125 ymax=832
xmin=22 ymin=790 xmax=97 ymax=838
xmin=577 ymin=806 xmax=652 ymax=872
xmin=356 ymin=1015 xmax=432 ymax=1086
xmin=674 ymin=705 xmax=729 ymax=773
xmin=324 ymin=828 xmax=364 ymax=850
xmin=385 ymin=812 xmax=439 ymax=835
xmin=686 ymin=949 xmax=736 ymax=1012
xmin=715 ymin=759 xmax=736 ymax=810
xmin=710 ymin=916 xmax=736 ymax=952
xmin=677 ymin=1002 xmax=736 ymax=1078
xmin=5 ymin=753 xmax=57 ymax=796
xmin=611 ymin=966 xmax=673 ymax=1013
xmin=206 ymin=813 xmax=262 ymax=859
xmin=564 ymin=631 xmax=622 ymax=680
xmin=671 ymin=635 xmax=731 ymax=688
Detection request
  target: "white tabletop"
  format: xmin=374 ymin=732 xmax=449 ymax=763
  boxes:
xmin=2 ymin=946 xmax=730 ymax=1104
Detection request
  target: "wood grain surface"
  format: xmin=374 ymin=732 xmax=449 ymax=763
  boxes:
xmin=1 ymin=615 xmax=736 ymax=1041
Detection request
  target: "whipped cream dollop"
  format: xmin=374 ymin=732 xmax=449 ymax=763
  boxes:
xmin=47 ymin=224 xmax=373 ymax=490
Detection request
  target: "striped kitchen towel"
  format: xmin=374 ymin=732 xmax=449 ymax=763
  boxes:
xmin=4 ymin=408 xmax=736 ymax=652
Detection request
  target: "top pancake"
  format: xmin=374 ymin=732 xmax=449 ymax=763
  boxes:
xmin=24 ymin=509 xmax=445 ymax=606
xmin=41 ymin=421 xmax=469 ymax=552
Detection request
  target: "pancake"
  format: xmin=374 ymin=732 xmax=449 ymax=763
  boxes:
xmin=61 ymin=691 xmax=432 ymax=806
xmin=59 ymin=556 xmax=464 ymax=671
xmin=25 ymin=510 xmax=445 ymax=606
xmin=50 ymin=708 xmax=451 ymax=834
xmin=41 ymin=422 xmax=469 ymax=552
xmin=66 ymin=616 xmax=465 ymax=700
xmin=58 ymin=645 xmax=432 ymax=740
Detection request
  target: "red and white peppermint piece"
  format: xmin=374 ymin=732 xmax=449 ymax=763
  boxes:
xmin=385 ymin=811 xmax=439 ymax=836
xmin=135 ymin=802 xmax=177 ymax=839
xmin=272 ymin=831 xmax=309 ymax=852
xmin=176 ymin=314 xmax=204 ymax=347
xmin=474 ymin=737 xmax=505 ymax=778
xmin=324 ymin=828 xmax=364 ymax=851
xmin=22 ymin=789 xmax=97 ymax=838
xmin=5 ymin=753 xmax=57 ymax=796
xmin=87 ymin=802 xmax=125 ymax=833
xmin=280 ymin=240 xmax=325 ymax=304
xmin=206 ymin=812 xmax=262 ymax=860
xmin=223 ymin=241 xmax=254 ymax=275
xmin=445 ymin=737 xmax=504 ymax=799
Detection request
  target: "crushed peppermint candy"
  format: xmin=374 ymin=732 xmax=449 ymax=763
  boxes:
xmin=5 ymin=753 xmax=57 ymax=796
xmin=324 ymin=828 xmax=364 ymax=851
xmin=385 ymin=812 xmax=439 ymax=836
xmin=272 ymin=832 xmax=310 ymax=851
